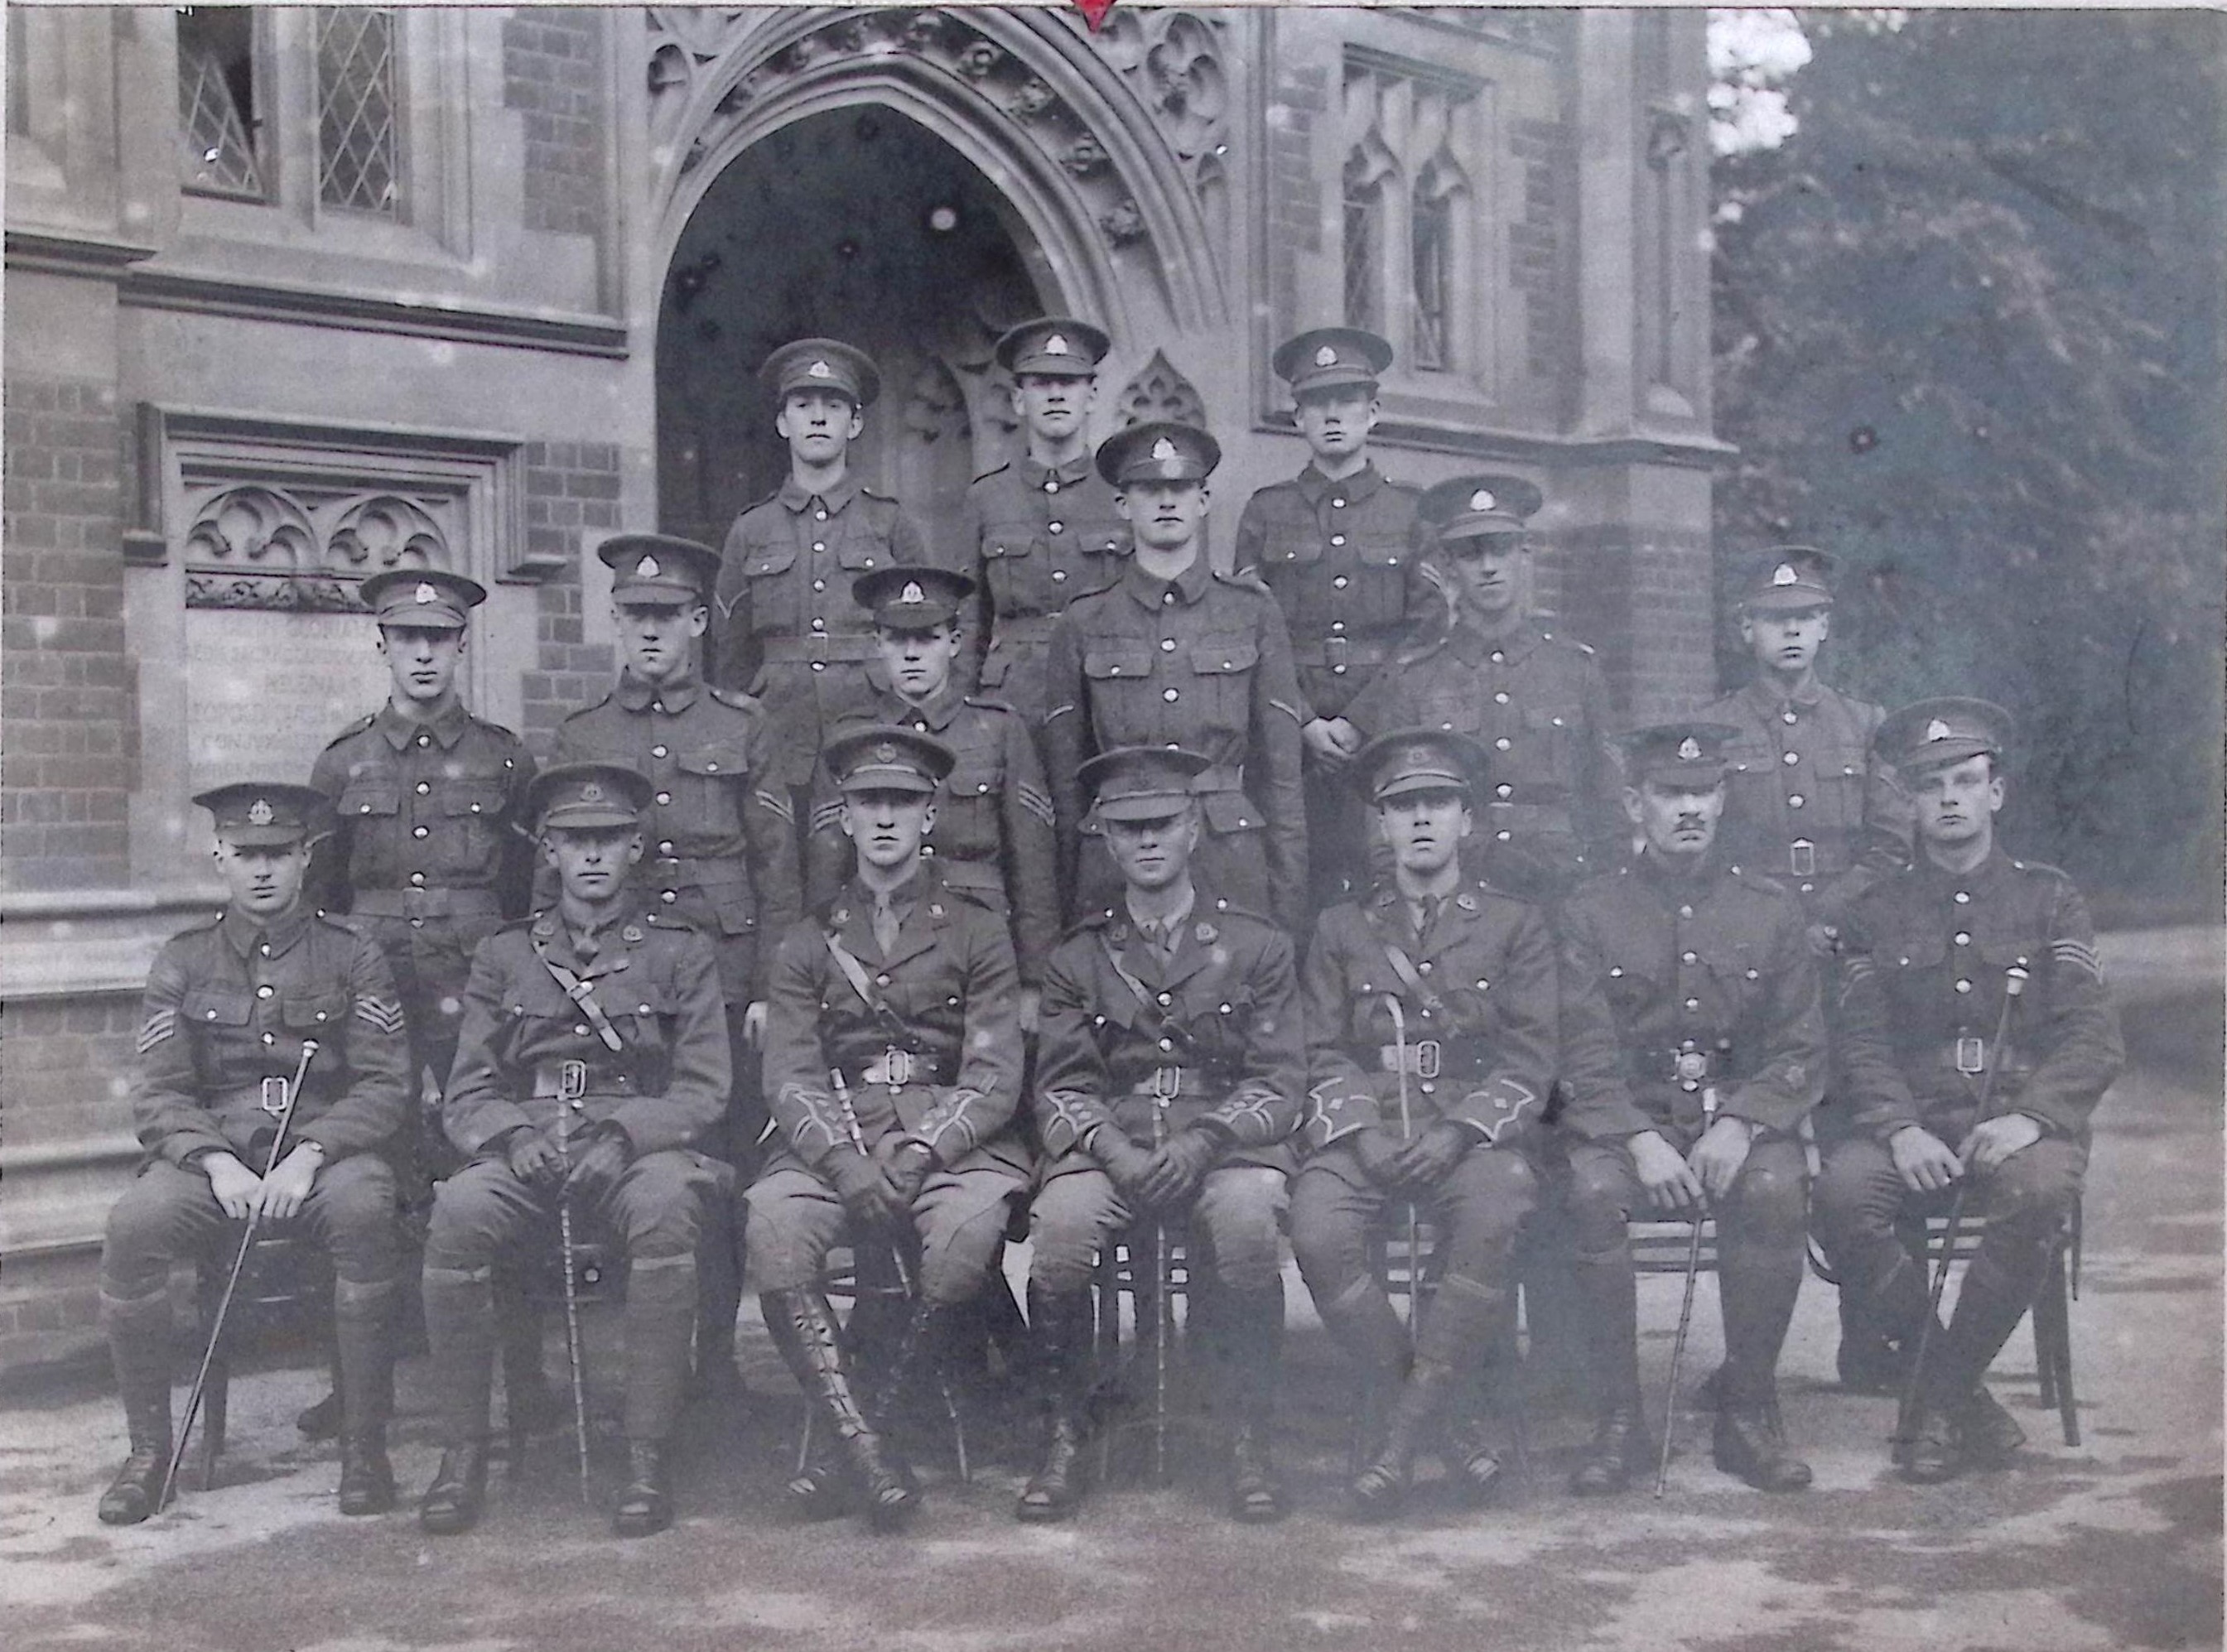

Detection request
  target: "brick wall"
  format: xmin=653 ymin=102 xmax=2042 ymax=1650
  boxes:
xmin=1265 ymin=61 xmax=1328 ymax=335
xmin=1510 ymin=118 xmax=1576 ymax=388
xmin=1555 ymin=527 xmax=1716 ymax=723
xmin=2 ymin=375 xmax=133 ymax=890
xmin=519 ymin=440 xmax=619 ymax=756
xmin=503 ymin=8 xmax=605 ymax=240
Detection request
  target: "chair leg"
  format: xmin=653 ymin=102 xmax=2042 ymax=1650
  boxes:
xmin=2035 ymin=1246 xmax=2079 ymax=1447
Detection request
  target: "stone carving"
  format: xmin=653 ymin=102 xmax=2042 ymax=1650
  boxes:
xmin=181 ymin=480 xmax=458 ymax=611
xmin=330 ymin=494 xmax=448 ymax=569
xmin=1099 ymin=198 xmax=1146 ymax=245
xmin=1077 ymin=8 xmax=1228 ymax=190
xmin=1063 ymin=134 xmax=1109 ymax=177
xmin=1116 ymin=349 xmax=1205 ymax=428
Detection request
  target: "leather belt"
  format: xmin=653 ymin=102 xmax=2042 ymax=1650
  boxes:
xmin=1292 ymin=637 xmax=1393 ymax=671
xmin=644 ymin=857 xmax=750 ymax=891
xmin=532 ymin=1060 xmax=635 ymax=1101
xmin=1481 ymin=802 xmax=1576 ymax=830
xmin=352 ymin=888 xmax=504 ymax=918
xmin=1379 ymin=1040 xmax=1440 ymax=1078
xmin=212 ymin=1080 xmax=329 ymax=1116
xmin=1952 ymin=1037 xmax=1988 ymax=1076
xmin=848 ymin=1049 xmax=952 ymax=1087
xmin=760 ymin=633 xmax=879 ymax=663
xmin=990 ymin=615 xmax=1062 ymax=646
xmin=1193 ymin=762 xmax=1246 ymax=795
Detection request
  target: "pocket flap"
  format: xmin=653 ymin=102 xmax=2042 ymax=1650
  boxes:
xmin=339 ymin=785 xmax=399 ymax=818
xmin=744 ymin=539 xmax=797 ymax=576
xmin=1083 ymin=639 xmax=1155 ymax=680
xmin=677 ymin=747 xmax=749 ymax=778
xmin=183 ymin=989 xmax=253 ymax=1028
xmin=1189 ymin=637 xmax=1259 ymax=675
xmin=441 ymin=783 xmax=509 ymax=817
xmin=982 ymin=535 xmax=1034 ymax=560
xmin=282 ymin=995 xmax=345 ymax=1029
xmin=1200 ymin=791 xmax=1262 ymax=834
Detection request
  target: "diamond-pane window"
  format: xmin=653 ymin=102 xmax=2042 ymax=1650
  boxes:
xmin=1343 ymin=164 xmax=1382 ymax=334
xmin=1411 ymin=187 xmax=1453 ymax=371
xmin=317 ymin=7 xmax=401 ymax=216
xmin=178 ymin=7 xmax=265 ymax=200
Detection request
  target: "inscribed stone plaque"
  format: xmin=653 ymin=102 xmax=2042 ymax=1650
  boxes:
xmin=185 ymin=609 xmax=391 ymax=798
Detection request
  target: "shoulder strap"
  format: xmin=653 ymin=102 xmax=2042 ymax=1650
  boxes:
xmin=530 ymin=937 xmax=624 ymax=1053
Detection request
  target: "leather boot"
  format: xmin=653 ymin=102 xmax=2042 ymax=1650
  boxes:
xmin=334 ymin=1279 xmax=398 ymax=1515
xmin=1899 ymin=1252 xmax=2037 ymax=1483
xmin=97 ymin=1288 xmax=176 ymax=1526
xmin=761 ymin=1288 xmax=917 ymax=1530
xmin=1568 ymin=1255 xmax=1649 ymax=1496
xmin=499 ymin=1293 xmax=562 ymax=1439
xmin=1349 ymin=1357 xmax=1458 ymax=1520
xmin=1712 ymin=1389 xmax=1813 ymax=1493
xmin=417 ymin=1442 xmax=489 ymax=1535
xmin=1954 ymin=1383 xmax=2027 ymax=1467
xmin=877 ymin=1297 xmax=966 ymax=1467
xmin=621 ymin=1255 xmax=699 ymax=1445
xmin=296 ymin=1387 xmax=345 ymax=1441
xmin=1313 ymin=1275 xmax=1410 ymax=1481
xmin=613 ymin=1441 xmax=672 ymax=1537
xmin=1839 ymin=1252 xmax=1930 ymax=1395
xmin=422 ymin=1266 xmax=498 ymax=1452
xmin=1016 ymin=1285 xmax=1094 ymax=1523
xmin=1217 ymin=1285 xmax=1288 ymax=1524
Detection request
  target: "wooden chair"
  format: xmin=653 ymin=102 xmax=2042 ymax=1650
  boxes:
xmin=1089 ymin=1223 xmax=1196 ymax=1484
xmin=190 ymin=1224 xmax=340 ymax=1488
xmin=793 ymin=1240 xmax=971 ymax=1484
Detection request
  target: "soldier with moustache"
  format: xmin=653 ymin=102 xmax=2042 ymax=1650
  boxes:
xmin=1040 ymin=421 xmax=1310 ymax=933
xmin=1815 ymin=700 xmax=2121 ymax=1481
xmin=749 ymin=726 xmax=1029 ymax=1531
xmin=1554 ymin=724 xmax=1825 ymax=1495
xmin=1292 ymin=730 xmax=1557 ymax=1518
xmin=1018 ymin=747 xmax=1305 ymax=1525
xmin=1233 ymin=328 xmax=1424 ymax=910
xmin=964 ymin=317 xmax=1130 ymax=719
xmin=417 ymin=763 xmax=730 ymax=1538
xmin=98 ymin=783 xmax=410 ymax=1524
xmin=714 ymin=339 xmax=929 ymax=818
xmin=1344 ymin=475 xmax=1622 ymax=901
xmin=555 ymin=534 xmax=801 ymax=1388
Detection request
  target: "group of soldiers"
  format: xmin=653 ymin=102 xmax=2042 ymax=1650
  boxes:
xmin=94 ymin=320 xmax=2123 ymax=1541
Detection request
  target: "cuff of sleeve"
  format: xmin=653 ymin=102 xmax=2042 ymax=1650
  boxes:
xmin=162 ymin=1129 xmax=233 ymax=1168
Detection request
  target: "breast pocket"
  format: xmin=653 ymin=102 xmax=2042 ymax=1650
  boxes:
xmin=338 ymin=783 xmax=400 ymax=823
xmin=1348 ymin=534 xmax=1411 ymax=626
xmin=835 ymin=528 xmax=889 ymax=573
xmin=282 ymin=993 xmax=347 ymax=1033
xmin=1809 ymin=742 xmax=1870 ymax=835
xmin=183 ymin=988 xmax=254 ymax=1029
xmin=440 ymin=782 xmax=509 ymax=874
xmin=740 ymin=537 xmax=799 ymax=633
xmin=1187 ymin=633 xmax=1259 ymax=736
xmin=671 ymin=748 xmax=748 ymax=837
xmin=1517 ymin=704 xmax=1581 ymax=784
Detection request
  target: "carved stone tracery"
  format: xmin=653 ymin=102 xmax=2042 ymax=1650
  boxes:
xmin=181 ymin=479 xmax=461 ymax=611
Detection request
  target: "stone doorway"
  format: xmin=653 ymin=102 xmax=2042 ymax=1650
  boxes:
xmin=655 ymin=104 xmax=1054 ymax=569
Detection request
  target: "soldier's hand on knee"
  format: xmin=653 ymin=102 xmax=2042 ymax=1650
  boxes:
xmin=873 ymin=1134 xmax=934 ymax=1202
xmin=1888 ymin=1125 xmax=1961 ymax=1193
xmin=565 ymin=1130 xmax=631 ymax=1195
xmin=830 ymin=1149 xmax=904 ymax=1229
xmin=1093 ymin=1131 xmax=1157 ymax=1198
xmin=1631 ymin=1129 xmax=1703 ymax=1212
xmin=1960 ymin=1113 xmax=2043 ymax=1175
xmin=1687 ymin=1116 xmax=1755 ymax=1204
xmin=1139 ymin=1128 xmax=1220 ymax=1208
xmin=202 ymin=1151 xmax=262 ymax=1221
xmin=1352 ymin=1126 xmax=1406 ymax=1186
xmin=1391 ymin=1121 xmax=1468 ymax=1187
xmin=260 ymin=1143 xmax=322 ymax=1222
xmin=504 ymin=1127 xmax=566 ymax=1189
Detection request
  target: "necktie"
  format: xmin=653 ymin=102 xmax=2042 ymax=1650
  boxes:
xmin=871 ymin=898 xmax=900 ymax=956
xmin=571 ymin=924 xmax=602 ymax=968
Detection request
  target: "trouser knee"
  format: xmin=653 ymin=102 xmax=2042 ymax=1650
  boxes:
xmin=315 ymin=1155 xmax=402 ymax=1284
xmin=1723 ymin=1144 xmax=1807 ymax=1251
xmin=1196 ymin=1170 xmax=1287 ymax=1293
xmin=917 ymin=1208 xmax=1006 ymax=1307
xmin=1028 ymin=1173 xmax=1118 ymax=1297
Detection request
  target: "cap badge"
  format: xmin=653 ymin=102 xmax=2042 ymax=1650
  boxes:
xmin=580 ymin=781 xmax=605 ymax=803
xmin=1771 ymin=563 xmax=1800 ymax=585
xmin=900 ymin=581 xmax=925 ymax=604
xmin=636 ymin=555 xmax=662 ymax=580
xmin=1314 ymin=344 xmax=1338 ymax=367
xmin=1469 ymin=489 xmax=1497 ymax=513
xmin=414 ymin=581 xmax=438 ymax=604
xmin=248 ymin=798 xmax=274 ymax=826
xmin=1400 ymin=743 xmax=1434 ymax=768
xmin=1925 ymin=718 xmax=1955 ymax=743
xmin=875 ymin=742 xmax=899 ymax=763
xmin=807 ymin=359 xmax=832 ymax=379
xmin=1150 ymin=436 xmax=1179 ymax=464
xmin=1676 ymin=737 xmax=1702 ymax=762
xmin=1044 ymin=333 xmax=1070 ymax=355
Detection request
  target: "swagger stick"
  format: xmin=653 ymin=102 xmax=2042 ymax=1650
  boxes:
xmin=163 ymin=1039 xmax=318 ymax=1512
xmin=1656 ymin=1084 xmax=1718 ymax=1498
xmin=1149 ymin=1090 xmax=1173 ymax=1487
xmin=1384 ymin=995 xmax=1423 ymax=1349
xmin=554 ymin=1098 xmax=593 ymax=1505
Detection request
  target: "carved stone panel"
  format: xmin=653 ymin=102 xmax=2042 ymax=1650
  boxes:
xmin=1116 ymin=349 xmax=1206 ymax=428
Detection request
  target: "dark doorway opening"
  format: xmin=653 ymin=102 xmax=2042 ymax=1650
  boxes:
xmin=656 ymin=105 xmax=1049 ymax=566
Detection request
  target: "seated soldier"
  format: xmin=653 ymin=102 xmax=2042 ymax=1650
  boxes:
xmin=1020 ymin=747 xmax=1305 ymax=1525
xmin=417 ymin=763 xmax=730 ymax=1539
xmin=748 ymin=725 xmax=1029 ymax=1531
xmin=1292 ymin=730 xmax=1555 ymax=1518
xmin=99 ymin=783 xmax=409 ymax=1524
xmin=1815 ymin=699 xmax=2122 ymax=1481
xmin=1555 ymin=723 xmax=1825 ymax=1495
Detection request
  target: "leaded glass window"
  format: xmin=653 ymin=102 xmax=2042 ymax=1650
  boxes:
xmin=317 ymin=7 xmax=401 ymax=216
xmin=178 ymin=7 xmax=266 ymax=200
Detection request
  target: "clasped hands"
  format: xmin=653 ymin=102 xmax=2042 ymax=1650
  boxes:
xmin=1889 ymin=1114 xmax=2043 ymax=1193
xmin=504 ymin=1122 xmax=631 ymax=1195
xmin=1097 ymin=1125 xmax=1222 ymax=1211
xmin=1630 ymin=1117 xmax=1756 ymax=1213
xmin=202 ymin=1143 xmax=325 ymax=1222
xmin=1351 ymin=1120 xmax=1470 ymax=1190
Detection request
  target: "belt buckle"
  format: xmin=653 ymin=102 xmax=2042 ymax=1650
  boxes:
xmin=558 ymin=1058 xmax=589 ymax=1103
xmin=807 ymin=630 xmax=831 ymax=662
xmin=259 ymin=1076 xmax=290 ymax=1118
xmin=1790 ymin=839 xmax=1816 ymax=879
xmin=1150 ymin=1065 xmax=1183 ymax=1101
xmin=1413 ymin=1039 xmax=1441 ymax=1080
xmin=1955 ymin=1037 xmax=1985 ymax=1076
xmin=880 ymin=1047 xmax=915 ymax=1086
xmin=1325 ymin=635 xmax=1350 ymax=672
xmin=1673 ymin=1048 xmax=1709 ymax=1085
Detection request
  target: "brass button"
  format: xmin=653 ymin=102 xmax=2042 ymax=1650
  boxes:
xmin=416 ymin=782 xmax=431 ymax=795
xmin=652 ymin=745 xmax=668 ymax=759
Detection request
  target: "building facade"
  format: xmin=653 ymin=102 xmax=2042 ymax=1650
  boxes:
xmin=0 ymin=4 xmax=1718 ymax=1365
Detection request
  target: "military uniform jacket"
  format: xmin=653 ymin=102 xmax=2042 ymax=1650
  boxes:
xmin=713 ymin=474 xmax=928 ymax=776
xmin=1300 ymin=881 xmax=1557 ymax=1156
xmin=1702 ymin=677 xmax=1909 ymax=923
xmin=1555 ymin=854 xmax=1826 ymax=1141
xmin=441 ymin=899 xmax=731 ymax=1159
xmin=1345 ymin=616 xmax=1623 ymax=879
xmin=966 ymin=455 xmax=1128 ymax=715
xmin=762 ymin=865 xmax=1027 ymax=1178
xmin=805 ymin=668 xmax=1058 ymax=983
xmin=1232 ymin=462 xmax=1424 ymax=721
xmin=1833 ymin=848 xmax=2123 ymax=1145
xmin=310 ymin=700 xmax=537 ymax=922
xmin=1033 ymin=893 xmax=1304 ymax=1170
xmin=1041 ymin=555 xmax=1309 ymax=930
xmin=554 ymin=670 xmax=802 ymax=1000
xmin=133 ymin=905 xmax=410 ymax=1168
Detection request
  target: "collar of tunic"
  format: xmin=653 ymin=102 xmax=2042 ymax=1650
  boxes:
xmin=375 ymin=697 xmax=470 ymax=750
xmin=1295 ymin=460 xmax=1384 ymax=504
xmin=1020 ymin=452 xmax=1094 ymax=488
xmin=778 ymin=473 xmax=861 ymax=515
xmin=615 ymin=669 xmax=701 ymax=714
xmin=220 ymin=903 xmax=312 ymax=960
xmin=1119 ymin=551 xmax=1212 ymax=612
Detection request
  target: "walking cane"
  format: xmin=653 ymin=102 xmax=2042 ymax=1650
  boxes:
xmin=1149 ymin=1087 xmax=1173 ymax=1487
xmin=1897 ymin=966 xmax=2029 ymax=1447
xmin=553 ymin=1093 xmax=594 ymax=1505
xmin=162 ymin=1039 xmax=318 ymax=1511
xmin=1655 ymin=1084 xmax=1718 ymax=1497
xmin=1384 ymin=995 xmax=1423 ymax=1350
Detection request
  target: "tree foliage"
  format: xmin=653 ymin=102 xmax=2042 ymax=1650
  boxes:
xmin=1712 ymin=12 xmax=2225 ymax=912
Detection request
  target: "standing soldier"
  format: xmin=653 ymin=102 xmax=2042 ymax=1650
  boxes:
xmin=417 ymin=763 xmax=730 ymax=1539
xmin=714 ymin=339 xmax=928 ymax=820
xmin=807 ymin=566 xmax=1058 ymax=1017
xmin=98 ymin=783 xmax=408 ymax=1524
xmin=1041 ymin=421 xmax=1309 ymax=932
xmin=1815 ymin=700 xmax=2121 ymax=1481
xmin=1292 ymin=731 xmax=1556 ymax=1518
xmin=1234 ymin=328 xmax=1424 ymax=909
xmin=748 ymin=726 xmax=1028 ymax=1531
xmin=966 ymin=317 xmax=1130 ymax=719
xmin=1345 ymin=474 xmax=1622 ymax=901
xmin=1555 ymin=724 xmax=1825 ymax=1495
xmin=1019 ymin=747 xmax=1304 ymax=1525
xmin=557 ymin=533 xmax=801 ymax=1385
